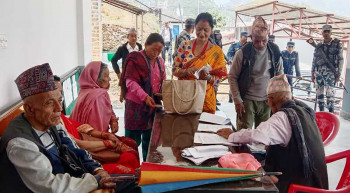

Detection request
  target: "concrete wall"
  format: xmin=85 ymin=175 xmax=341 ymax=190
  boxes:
xmin=0 ymin=0 xmax=92 ymax=112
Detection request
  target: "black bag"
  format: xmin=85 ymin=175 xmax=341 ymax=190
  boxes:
xmin=50 ymin=128 xmax=88 ymax=177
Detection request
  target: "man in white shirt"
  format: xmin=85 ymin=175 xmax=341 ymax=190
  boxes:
xmin=0 ymin=63 xmax=138 ymax=193
xmin=218 ymin=75 xmax=328 ymax=193
xmin=161 ymin=21 xmax=173 ymax=64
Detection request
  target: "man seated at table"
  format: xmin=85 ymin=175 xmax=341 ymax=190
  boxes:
xmin=217 ymin=75 xmax=328 ymax=193
xmin=0 ymin=63 xmax=139 ymax=193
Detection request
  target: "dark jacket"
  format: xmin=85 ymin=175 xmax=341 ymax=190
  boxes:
xmin=264 ymin=100 xmax=328 ymax=193
xmin=0 ymin=114 xmax=100 ymax=193
xmin=238 ymin=42 xmax=282 ymax=100
xmin=111 ymin=42 xmax=142 ymax=74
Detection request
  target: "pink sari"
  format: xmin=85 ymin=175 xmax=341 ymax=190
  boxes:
xmin=70 ymin=61 xmax=112 ymax=132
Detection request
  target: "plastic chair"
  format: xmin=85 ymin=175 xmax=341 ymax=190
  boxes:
xmin=315 ymin=112 xmax=340 ymax=146
xmin=287 ymin=149 xmax=350 ymax=193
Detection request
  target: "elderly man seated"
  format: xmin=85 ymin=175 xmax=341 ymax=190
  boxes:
xmin=0 ymin=63 xmax=139 ymax=193
xmin=218 ymin=75 xmax=328 ymax=193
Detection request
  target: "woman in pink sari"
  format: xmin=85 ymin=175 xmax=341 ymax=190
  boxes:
xmin=70 ymin=62 xmax=139 ymax=163
xmin=71 ymin=61 xmax=118 ymax=133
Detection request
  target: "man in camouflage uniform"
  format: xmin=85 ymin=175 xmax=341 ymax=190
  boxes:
xmin=312 ymin=24 xmax=343 ymax=113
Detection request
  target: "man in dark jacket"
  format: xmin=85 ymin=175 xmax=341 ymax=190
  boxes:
xmin=218 ymin=75 xmax=328 ymax=193
xmin=0 ymin=63 xmax=140 ymax=193
xmin=111 ymin=28 xmax=142 ymax=79
xmin=228 ymin=16 xmax=283 ymax=130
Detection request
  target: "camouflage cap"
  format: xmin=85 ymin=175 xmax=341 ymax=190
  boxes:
xmin=240 ymin=32 xmax=249 ymax=37
xmin=322 ymin=24 xmax=332 ymax=32
xmin=287 ymin=41 xmax=295 ymax=47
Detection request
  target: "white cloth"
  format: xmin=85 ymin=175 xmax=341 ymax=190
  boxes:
xmin=126 ymin=43 xmax=140 ymax=53
xmin=228 ymin=111 xmax=292 ymax=146
xmin=6 ymin=125 xmax=98 ymax=193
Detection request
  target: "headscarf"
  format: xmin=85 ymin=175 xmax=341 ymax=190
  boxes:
xmin=70 ymin=61 xmax=112 ymax=132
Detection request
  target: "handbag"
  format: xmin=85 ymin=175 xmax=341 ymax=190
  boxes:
xmin=80 ymin=133 xmax=121 ymax=163
xmin=162 ymin=79 xmax=207 ymax=115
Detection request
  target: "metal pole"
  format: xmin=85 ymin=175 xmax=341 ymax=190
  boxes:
xmin=159 ymin=9 xmax=162 ymax=30
xmin=271 ymin=2 xmax=275 ymax=35
xmin=234 ymin=12 xmax=237 ymax=28
xmin=298 ymin=9 xmax=302 ymax=38
xmin=197 ymin=0 xmax=199 ymax=15
xmin=141 ymin=13 xmax=144 ymax=44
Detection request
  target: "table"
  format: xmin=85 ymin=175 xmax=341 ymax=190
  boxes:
xmin=146 ymin=112 xmax=279 ymax=193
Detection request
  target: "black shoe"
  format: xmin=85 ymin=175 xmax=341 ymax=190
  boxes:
xmin=228 ymin=99 xmax=233 ymax=103
xmin=216 ymin=100 xmax=221 ymax=106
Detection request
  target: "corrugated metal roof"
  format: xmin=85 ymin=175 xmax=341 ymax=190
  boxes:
xmin=103 ymin=0 xmax=147 ymax=15
xmin=235 ymin=0 xmax=350 ymax=40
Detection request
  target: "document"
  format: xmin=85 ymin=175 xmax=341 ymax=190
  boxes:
xmin=194 ymin=132 xmax=236 ymax=146
xmin=181 ymin=145 xmax=231 ymax=165
xmin=193 ymin=64 xmax=212 ymax=79
xmin=197 ymin=123 xmax=232 ymax=133
xmin=199 ymin=112 xmax=231 ymax=125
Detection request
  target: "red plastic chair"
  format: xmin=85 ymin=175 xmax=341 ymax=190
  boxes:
xmin=315 ymin=112 xmax=340 ymax=146
xmin=287 ymin=149 xmax=350 ymax=193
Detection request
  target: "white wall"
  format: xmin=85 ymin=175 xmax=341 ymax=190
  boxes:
xmin=0 ymin=0 xmax=92 ymax=112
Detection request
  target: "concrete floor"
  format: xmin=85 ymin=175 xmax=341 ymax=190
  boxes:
xmin=114 ymin=101 xmax=350 ymax=190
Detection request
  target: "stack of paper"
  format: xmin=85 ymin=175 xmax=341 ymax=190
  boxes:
xmin=199 ymin=112 xmax=231 ymax=125
xmin=197 ymin=123 xmax=232 ymax=133
xmin=194 ymin=132 xmax=236 ymax=146
xmin=181 ymin=145 xmax=231 ymax=165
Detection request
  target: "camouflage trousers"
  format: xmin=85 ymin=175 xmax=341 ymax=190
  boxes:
xmin=315 ymin=69 xmax=335 ymax=112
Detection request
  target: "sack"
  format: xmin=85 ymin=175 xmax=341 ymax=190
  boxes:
xmin=80 ymin=133 xmax=121 ymax=163
xmin=162 ymin=80 xmax=207 ymax=115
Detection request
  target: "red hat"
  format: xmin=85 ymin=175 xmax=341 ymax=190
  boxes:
xmin=15 ymin=63 xmax=57 ymax=99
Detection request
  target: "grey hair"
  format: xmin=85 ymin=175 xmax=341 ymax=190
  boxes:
xmin=128 ymin=28 xmax=137 ymax=35
xmin=97 ymin=63 xmax=108 ymax=82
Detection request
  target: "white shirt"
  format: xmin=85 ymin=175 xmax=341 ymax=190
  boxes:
xmin=228 ymin=111 xmax=292 ymax=146
xmin=162 ymin=27 xmax=171 ymax=42
xmin=6 ymin=124 xmax=98 ymax=193
xmin=126 ymin=43 xmax=139 ymax=53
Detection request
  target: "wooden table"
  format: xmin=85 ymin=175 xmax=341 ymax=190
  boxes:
xmin=146 ymin=112 xmax=279 ymax=193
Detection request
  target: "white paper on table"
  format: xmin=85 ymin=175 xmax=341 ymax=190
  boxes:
xmin=199 ymin=112 xmax=231 ymax=125
xmin=194 ymin=132 xmax=238 ymax=146
xmin=215 ymin=110 xmax=227 ymax=118
xmin=181 ymin=152 xmax=231 ymax=165
xmin=197 ymin=123 xmax=232 ymax=133
xmin=187 ymin=145 xmax=229 ymax=158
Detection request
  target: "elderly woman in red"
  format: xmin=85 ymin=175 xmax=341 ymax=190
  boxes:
xmin=67 ymin=62 xmax=140 ymax=174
